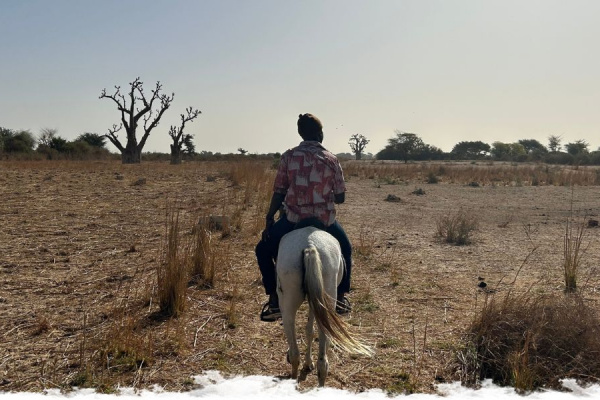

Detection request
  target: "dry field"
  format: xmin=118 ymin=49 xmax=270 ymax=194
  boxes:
xmin=1 ymin=159 xmax=600 ymax=393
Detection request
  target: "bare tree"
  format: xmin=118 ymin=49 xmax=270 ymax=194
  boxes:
xmin=348 ymin=133 xmax=370 ymax=160
xmin=238 ymin=148 xmax=248 ymax=155
xmin=100 ymin=77 xmax=174 ymax=163
xmin=169 ymin=107 xmax=201 ymax=164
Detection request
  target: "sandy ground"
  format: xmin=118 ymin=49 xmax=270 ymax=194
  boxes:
xmin=1 ymin=160 xmax=599 ymax=393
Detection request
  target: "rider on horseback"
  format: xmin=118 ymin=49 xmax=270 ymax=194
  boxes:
xmin=255 ymin=113 xmax=353 ymax=322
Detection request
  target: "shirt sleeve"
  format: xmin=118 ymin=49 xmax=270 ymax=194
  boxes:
xmin=273 ymin=152 xmax=289 ymax=194
xmin=332 ymin=159 xmax=346 ymax=195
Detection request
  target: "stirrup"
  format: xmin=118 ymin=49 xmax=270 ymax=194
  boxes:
xmin=336 ymin=296 xmax=351 ymax=315
xmin=260 ymin=302 xmax=281 ymax=322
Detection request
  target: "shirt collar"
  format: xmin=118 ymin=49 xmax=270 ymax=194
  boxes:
xmin=299 ymin=140 xmax=325 ymax=150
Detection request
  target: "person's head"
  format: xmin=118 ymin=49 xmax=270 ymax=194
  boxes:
xmin=297 ymin=113 xmax=323 ymax=143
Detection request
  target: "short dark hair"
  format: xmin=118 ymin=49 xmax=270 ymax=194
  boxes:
xmin=297 ymin=113 xmax=323 ymax=141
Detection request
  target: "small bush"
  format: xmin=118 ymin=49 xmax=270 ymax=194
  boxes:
xmin=381 ymin=176 xmax=399 ymax=185
xmin=436 ymin=209 xmax=478 ymax=245
xmin=459 ymin=292 xmax=600 ymax=391
xmin=132 ymin=177 xmax=147 ymax=186
xmin=426 ymin=171 xmax=439 ymax=184
xmin=384 ymin=194 xmax=402 ymax=202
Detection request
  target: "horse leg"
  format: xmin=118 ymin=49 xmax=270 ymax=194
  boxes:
xmin=279 ymin=282 xmax=304 ymax=380
xmin=303 ymin=309 xmax=315 ymax=372
xmin=316 ymin=328 xmax=329 ymax=387
xmin=282 ymin=311 xmax=300 ymax=379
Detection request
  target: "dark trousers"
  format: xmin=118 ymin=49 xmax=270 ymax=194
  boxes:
xmin=255 ymin=216 xmax=352 ymax=297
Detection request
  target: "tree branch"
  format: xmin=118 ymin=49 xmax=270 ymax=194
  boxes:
xmin=104 ymin=124 xmax=125 ymax=152
xmin=99 ymin=85 xmax=128 ymax=113
xmin=138 ymin=93 xmax=174 ymax=151
xmin=133 ymin=78 xmax=153 ymax=123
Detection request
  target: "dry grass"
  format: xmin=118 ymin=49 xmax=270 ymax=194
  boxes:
xmin=436 ymin=209 xmax=478 ymax=245
xmin=190 ymin=225 xmax=216 ymax=288
xmin=2 ymin=159 xmax=600 ymax=393
xmin=227 ymin=160 xmax=274 ymax=234
xmin=343 ymin=160 xmax=600 ymax=187
xmin=460 ymin=290 xmax=600 ymax=392
xmin=354 ymin=225 xmax=376 ymax=258
xmin=157 ymin=205 xmax=188 ymax=317
xmin=563 ymin=217 xmax=586 ymax=293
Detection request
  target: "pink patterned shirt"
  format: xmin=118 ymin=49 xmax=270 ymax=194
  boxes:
xmin=274 ymin=141 xmax=346 ymax=226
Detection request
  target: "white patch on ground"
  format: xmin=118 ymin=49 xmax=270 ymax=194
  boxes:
xmin=1 ymin=372 xmax=600 ymax=399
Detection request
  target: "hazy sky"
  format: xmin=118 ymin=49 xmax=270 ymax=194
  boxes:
xmin=1 ymin=1 xmax=599 ymax=155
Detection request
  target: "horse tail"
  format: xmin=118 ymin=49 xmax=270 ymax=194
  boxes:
xmin=303 ymin=245 xmax=372 ymax=356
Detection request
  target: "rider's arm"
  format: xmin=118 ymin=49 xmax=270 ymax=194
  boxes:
xmin=331 ymin=156 xmax=346 ymax=205
xmin=266 ymin=192 xmax=286 ymax=221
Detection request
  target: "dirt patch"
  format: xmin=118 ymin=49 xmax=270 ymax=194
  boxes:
xmin=1 ymin=160 xmax=599 ymax=393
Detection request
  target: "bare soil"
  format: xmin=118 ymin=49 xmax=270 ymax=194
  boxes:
xmin=1 ymin=160 xmax=600 ymax=393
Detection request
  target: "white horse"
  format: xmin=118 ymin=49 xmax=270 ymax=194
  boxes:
xmin=276 ymin=226 xmax=372 ymax=387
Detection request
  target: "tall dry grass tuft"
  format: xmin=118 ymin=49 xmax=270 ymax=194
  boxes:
xmin=157 ymin=205 xmax=188 ymax=317
xmin=460 ymin=291 xmax=600 ymax=391
xmin=190 ymin=225 xmax=216 ymax=288
xmin=436 ymin=209 xmax=478 ymax=245
xmin=563 ymin=217 xmax=586 ymax=293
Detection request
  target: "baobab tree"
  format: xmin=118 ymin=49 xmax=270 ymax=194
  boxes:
xmin=169 ymin=107 xmax=201 ymax=164
xmin=348 ymin=133 xmax=369 ymax=160
xmin=100 ymin=77 xmax=174 ymax=163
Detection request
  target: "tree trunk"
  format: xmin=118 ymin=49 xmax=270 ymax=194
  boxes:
xmin=122 ymin=147 xmax=142 ymax=164
xmin=355 ymin=152 xmax=362 ymax=161
xmin=170 ymin=144 xmax=182 ymax=165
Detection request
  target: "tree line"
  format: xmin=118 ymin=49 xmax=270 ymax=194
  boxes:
xmin=2 ymin=76 xmax=597 ymax=165
xmin=345 ymin=130 xmax=600 ymax=165
xmin=348 ymin=130 xmax=600 ymax=165
xmin=0 ymin=127 xmax=112 ymax=160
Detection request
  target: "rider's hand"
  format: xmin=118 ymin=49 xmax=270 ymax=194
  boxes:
xmin=261 ymin=217 xmax=274 ymax=242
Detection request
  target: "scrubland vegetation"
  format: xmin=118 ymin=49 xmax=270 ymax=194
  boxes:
xmin=1 ymin=158 xmax=600 ymax=394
